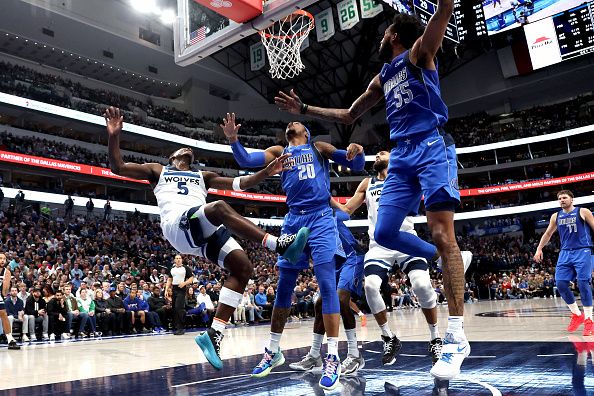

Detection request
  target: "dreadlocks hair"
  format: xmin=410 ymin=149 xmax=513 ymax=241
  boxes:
xmin=389 ymin=13 xmax=424 ymax=50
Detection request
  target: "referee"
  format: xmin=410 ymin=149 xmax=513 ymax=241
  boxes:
xmin=165 ymin=254 xmax=194 ymax=335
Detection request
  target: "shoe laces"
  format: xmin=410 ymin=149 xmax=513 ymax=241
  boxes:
xmin=430 ymin=339 xmax=443 ymax=357
xmin=440 ymin=353 xmax=453 ymax=364
xmin=383 ymin=339 xmax=394 ymax=354
xmin=213 ymin=332 xmax=223 ymax=354
xmin=323 ymin=357 xmax=339 ymax=377
xmin=256 ymin=350 xmax=274 ymax=368
xmin=342 ymin=355 xmax=355 ymax=367
xmin=277 ymin=233 xmax=296 ymax=250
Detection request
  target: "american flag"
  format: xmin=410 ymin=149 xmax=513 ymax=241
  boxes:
xmin=190 ymin=26 xmax=207 ymax=45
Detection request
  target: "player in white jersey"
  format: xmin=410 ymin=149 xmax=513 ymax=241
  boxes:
xmin=334 ymin=151 xmax=472 ymax=366
xmin=105 ymin=107 xmax=309 ymax=370
xmin=0 ymin=252 xmax=20 ymax=350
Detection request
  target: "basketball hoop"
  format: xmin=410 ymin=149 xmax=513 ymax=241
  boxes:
xmin=259 ymin=10 xmax=314 ymax=79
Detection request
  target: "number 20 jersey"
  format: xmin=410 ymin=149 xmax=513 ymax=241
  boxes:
xmin=153 ymin=165 xmax=208 ymax=226
xmin=380 ymin=50 xmax=448 ymax=141
xmin=281 ymin=143 xmax=331 ymax=211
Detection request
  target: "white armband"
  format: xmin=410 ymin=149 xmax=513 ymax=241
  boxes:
xmin=232 ymin=177 xmax=244 ymax=191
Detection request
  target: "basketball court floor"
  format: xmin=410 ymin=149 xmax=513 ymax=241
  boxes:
xmin=2 ymin=298 xmax=593 ymax=395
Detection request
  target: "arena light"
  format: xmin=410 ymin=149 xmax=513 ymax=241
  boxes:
xmin=160 ymin=9 xmax=176 ymax=25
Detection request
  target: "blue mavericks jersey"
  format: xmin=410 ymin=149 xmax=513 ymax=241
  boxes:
xmin=557 ymin=207 xmax=593 ymax=250
xmin=281 ymin=143 xmax=331 ymax=210
xmin=380 ymin=50 xmax=448 ymax=141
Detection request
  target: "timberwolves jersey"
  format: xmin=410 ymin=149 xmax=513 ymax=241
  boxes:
xmin=365 ymin=176 xmax=414 ymax=242
xmin=0 ymin=267 xmax=6 ymax=303
xmin=380 ymin=50 xmax=448 ymax=141
xmin=557 ymin=207 xmax=593 ymax=250
xmin=153 ymin=165 xmax=208 ymax=225
xmin=281 ymin=143 xmax=331 ymax=210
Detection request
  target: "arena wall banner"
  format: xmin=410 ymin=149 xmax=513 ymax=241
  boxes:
xmin=2 ymin=150 xmax=594 ymax=201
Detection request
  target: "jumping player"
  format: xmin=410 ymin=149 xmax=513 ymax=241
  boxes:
xmin=289 ymin=204 xmax=366 ymax=377
xmin=104 ymin=107 xmax=309 ymax=370
xmin=534 ymin=190 xmax=594 ymax=335
xmin=275 ymin=3 xmax=470 ymax=380
xmin=0 ymin=253 xmax=20 ymax=350
xmin=222 ymin=113 xmax=365 ymax=390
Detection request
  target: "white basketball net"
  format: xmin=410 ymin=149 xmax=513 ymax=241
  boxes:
xmin=259 ymin=11 xmax=314 ymax=79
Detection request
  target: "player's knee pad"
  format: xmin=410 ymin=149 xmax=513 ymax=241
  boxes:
xmin=556 ymin=280 xmax=575 ymax=304
xmin=219 ymin=287 xmax=243 ymax=309
xmin=577 ymin=279 xmax=593 ymax=306
xmin=364 ymin=274 xmax=386 ymax=315
xmin=274 ymin=267 xmax=299 ymax=309
xmin=314 ymin=262 xmax=340 ymax=315
xmin=408 ymin=269 xmax=436 ymax=309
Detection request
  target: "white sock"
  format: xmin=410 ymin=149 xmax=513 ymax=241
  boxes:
xmin=358 ymin=311 xmax=364 ymax=317
xmin=446 ymin=316 xmax=464 ymax=337
xmin=268 ymin=331 xmax=282 ymax=352
xmin=345 ymin=328 xmax=359 ymax=357
xmin=211 ymin=318 xmax=227 ymax=333
xmin=584 ymin=306 xmax=592 ymax=320
xmin=6 ymin=333 xmax=15 ymax=343
xmin=379 ymin=322 xmax=393 ymax=338
xmin=262 ymin=234 xmax=278 ymax=251
xmin=327 ymin=336 xmax=339 ymax=357
xmin=309 ymin=333 xmax=324 ymax=358
xmin=428 ymin=323 xmax=440 ymax=340
xmin=568 ymin=303 xmax=582 ymax=316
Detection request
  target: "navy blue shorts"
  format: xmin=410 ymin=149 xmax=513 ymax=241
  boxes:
xmin=556 ymin=248 xmax=594 ymax=281
xmin=277 ymin=206 xmax=345 ymax=270
xmin=337 ymin=252 xmax=364 ymax=297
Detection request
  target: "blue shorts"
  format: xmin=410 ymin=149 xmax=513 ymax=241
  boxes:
xmin=277 ymin=206 xmax=345 ymax=270
xmin=337 ymin=252 xmax=364 ymax=297
xmin=555 ymin=248 xmax=594 ymax=281
xmin=381 ymin=131 xmax=460 ymax=212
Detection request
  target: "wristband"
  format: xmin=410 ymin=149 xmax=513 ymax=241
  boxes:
xmin=232 ymin=177 xmax=244 ymax=191
xmin=300 ymin=103 xmax=308 ymax=114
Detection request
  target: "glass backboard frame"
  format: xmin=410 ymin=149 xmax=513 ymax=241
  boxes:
xmin=174 ymin=0 xmax=319 ymax=66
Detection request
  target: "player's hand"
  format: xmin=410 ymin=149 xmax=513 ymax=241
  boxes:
xmin=220 ymin=113 xmax=241 ymax=143
xmin=275 ymin=89 xmax=303 ymax=114
xmin=346 ymin=143 xmax=364 ymax=161
xmin=104 ymin=107 xmax=124 ymax=137
xmin=265 ymin=153 xmax=292 ymax=176
xmin=533 ymin=249 xmax=543 ymax=263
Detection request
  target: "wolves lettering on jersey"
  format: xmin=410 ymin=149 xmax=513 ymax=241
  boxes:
xmin=281 ymin=143 xmax=331 ymax=210
xmin=365 ymin=177 xmax=414 ymax=242
xmin=153 ymin=165 xmax=208 ymax=225
xmin=557 ymin=207 xmax=593 ymax=250
xmin=380 ymin=50 xmax=448 ymax=141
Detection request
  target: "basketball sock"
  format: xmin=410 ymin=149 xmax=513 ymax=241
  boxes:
xmin=309 ymin=333 xmax=324 ymax=358
xmin=268 ymin=331 xmax=282 ymax=352
xmin=211 ymin=318 xmax=227 ymax=333
xmin=446 ymin=316 xmax=465 ymax=338
xmin=262 ymin=234 xmax=278 ymax=251
xmin=345 ymin=328 xmax=359 ymax=357
xmin=568 ymin=303 xmax=582 ymax=316
xmin=379 ymin=322 xmax=394 ymax=338
xmin=428 ymin=323 xmax=440 ymax=340
xmin=584 ymin=306 xmax=593 ymax=320
xmin=6 ymin=333 xmax=15 ymax=343
xmin=327 ymin=336 xmax=339 ymax=357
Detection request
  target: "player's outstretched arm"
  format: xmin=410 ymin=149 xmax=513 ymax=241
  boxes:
xmin=580 ymin=208 xmax=594 ymax=232
xmin=410 ymin=0 xmax=454 ymax=68
xmin=105 ymin=107 xmax=161 ymax=183
xmin=534 ymin=212 xmax=558 ymax=262
xmin=342 ymin=178 xmax=370 ymax=215
xmin=221 ymin=113 xmax=284 ymax=168
xmin=314 ymin=141 xmax=366 ymax=171
xmin=203 ymin=153 xmax=291 ymax=191
xmin=275 ymin=77 xmax=383 ymax=124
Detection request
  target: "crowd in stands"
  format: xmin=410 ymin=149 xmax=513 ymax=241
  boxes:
xmin=1 ymin=61 xmax=593 ymax=151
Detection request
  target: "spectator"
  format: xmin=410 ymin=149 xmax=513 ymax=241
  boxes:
xmin=123 ymin=289 xmax=150 ymax=334
xmin=141 ymin=283 xmax=152 ymax=301
xmin=16 ymin=283 xmax=29 ymax=305
xmin=24 ymin=288 xmax=49 ymax=341
xmin=86 ymin=198 xmax=94 ymax=219
xmin=15 ymin=190 xmax=25 ymax=214
xmin=255 ymin=286 xmax=272 ymax=318
xmin=77 ymin=288 xmax=98 ymax=337
xmin=149 ymin=269 xmax=160 ymax=284
xmin=94 ymin=289 xmax=114 ymax=336
xmin=104 ymin=200 xmax=112 ymax=221
xmin=148 ymin=286 xmax=172 ymax=330
xmin=64 ymin=195 xmax=74 ymax=219
xmin=106 ymin=287 xmax=130 ymax=335
xmin=5 ymin=286 xmax=28 ymax=341
xmin=47 ymin=290 xmax=68 ymax=341
xmin=196 ymin=286 xmax=215 ymax=323
xmin=543 ymin=274 xmax=555 ymax=298
xmin=63 ymin=284 xmax=87 ymax=338
xmin=186 ymin=286 xmax=209 ymax=325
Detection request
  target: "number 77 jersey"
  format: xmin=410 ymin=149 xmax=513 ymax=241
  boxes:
xmin=380 ymin=50 xmax=449 ymax=142
xmin=557 ymin=207 xmax=593 ymax=250
xmin=280 ymin=142 xmax=332 ymax=211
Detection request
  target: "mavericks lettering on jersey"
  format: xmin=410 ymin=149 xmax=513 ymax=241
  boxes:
xmin=558 ymin=216 xmax=577 ymax=226
xmin=283 ymin=153 xmax=314 ymax=168
xmin=383 ymin=68 xmax=408 ymax=97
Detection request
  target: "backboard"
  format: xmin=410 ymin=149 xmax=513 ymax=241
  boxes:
xmin=174 ymin=0 xmax=320 ymax=66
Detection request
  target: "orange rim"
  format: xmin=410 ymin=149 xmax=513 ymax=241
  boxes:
xmin=259 ymin=9 xmax=314 ymax=40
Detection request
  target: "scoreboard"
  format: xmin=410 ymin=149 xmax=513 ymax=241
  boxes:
xmin=553 ymin=1 xmax=594 ymax=61
xmin=412 ymin=0 xmax=487 ymax=42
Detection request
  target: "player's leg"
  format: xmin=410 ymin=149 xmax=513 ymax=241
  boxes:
xmin=195 ymin=236 xmax=251 ymax=370
xmin=251 ymin=266 xmax=300 ymax=378
xmin=574 ymin=250 xmax=593 ymax=335
xmin=289 ymin=298 xmax=324 ymax=371
xmin=0 ymin=309 xmax=19 ymax=350
xmin=555 ymin=252 xmax=584 ymax=332
xmin=415 ymin=137 xmax=469 ymax=380
xmin=200 ymin=201 xmax=309 ymax=263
